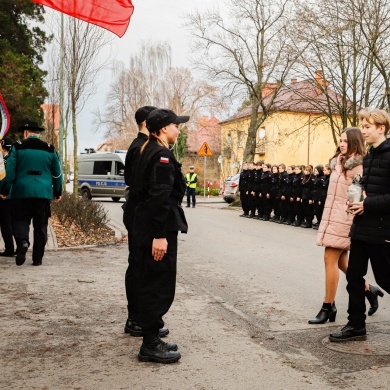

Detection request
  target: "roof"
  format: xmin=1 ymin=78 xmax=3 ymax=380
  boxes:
xmin=222 ymin=78 xmax=347 ymax=124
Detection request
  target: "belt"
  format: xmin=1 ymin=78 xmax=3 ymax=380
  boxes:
xmin=27 ymin=170 xmax=42 ymax=175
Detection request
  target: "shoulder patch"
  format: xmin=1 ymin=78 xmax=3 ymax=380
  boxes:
xmin=160 ymin=157 xmax=169 ymax=164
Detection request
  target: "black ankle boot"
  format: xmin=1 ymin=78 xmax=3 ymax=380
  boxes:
xmin=124 ymin=319 xmax=169 ymax=338
xmin=365 ymin=284 xmax=384 ymax=316
xmin=308 ymin=302 xmax=337 ymax=324
xmin=138 ymin=332 xmax=181 ymax=364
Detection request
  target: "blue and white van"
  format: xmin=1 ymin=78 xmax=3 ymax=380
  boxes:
xmin=77 ymin=152 xmax=128 ymax=202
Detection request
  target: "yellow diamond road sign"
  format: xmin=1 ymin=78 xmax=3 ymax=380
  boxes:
xmin=197 ymin=142 xmax=213 ymax=156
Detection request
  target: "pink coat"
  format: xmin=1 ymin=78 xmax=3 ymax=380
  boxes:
xmin=316 ymin=154 xmax=363 ymax=250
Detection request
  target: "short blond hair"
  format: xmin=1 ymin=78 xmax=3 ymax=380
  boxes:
xmin=358 ymin=108 xmax=390 ymax=135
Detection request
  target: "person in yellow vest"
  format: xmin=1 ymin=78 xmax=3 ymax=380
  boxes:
xmin=185 ymin=166 xmax=197 ymax=208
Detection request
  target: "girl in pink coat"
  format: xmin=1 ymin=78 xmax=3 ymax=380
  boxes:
xmin=309 ymin=127 xmax=383 ymax=324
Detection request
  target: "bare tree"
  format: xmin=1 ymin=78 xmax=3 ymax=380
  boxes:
xmin=96 ymin=41 xmax=225 ymax=160
xmin=186 ymin=0 xmax=300 ymax=162
xmin=291 ymin=0 xmax=390 ymax=145
xmin=61 ymin=17 xmax=112 ymax=195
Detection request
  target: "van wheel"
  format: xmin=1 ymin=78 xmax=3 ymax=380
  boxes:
xmin=112 ymin=197 xmax=120 ymax=202
xmin=81 ymin=188 xmax=92 ymax=200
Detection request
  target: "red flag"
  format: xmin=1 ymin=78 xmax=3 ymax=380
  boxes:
xmin=32 ymin=0 xmax=134 ymax=38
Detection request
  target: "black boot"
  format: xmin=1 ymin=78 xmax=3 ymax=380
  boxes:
xmin=15 ymin=241 xmax=29 ymax=266
xmin=124 ymin=319 xmax=169 ymax=338
xmin=308 ymin=302 xmax=337 ymax=324
xmin=138 ymin=332 xmax=181 ymax=363
xmin=365 ymin=284 xmax=384 ymax=316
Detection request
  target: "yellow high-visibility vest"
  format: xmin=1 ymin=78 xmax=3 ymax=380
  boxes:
xmin=186 ymin=173 xmax=197 ymax=188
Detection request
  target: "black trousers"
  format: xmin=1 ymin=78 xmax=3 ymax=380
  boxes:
xmin=240 ymin=190 xmax=249 ymax=214
xmin=0 ymin=199 xmax=14 ymax=252
xmin=134 ymin=231 xmax=178 ymax=333
xmin=302 ymin=199 xmax=314 ymax=223
xmin=186 ymin=188 xmax=196 ymax=207
xmin=11 ymin=198 xmax=50 ymax=262
xmin=347 ymin=239 xmax=390 ymax=328
xmin=279 ymin=198 xmax=288 ymax=219
xmin=123 ymin=198 xmax=138 ymax=320
xmin=313 ymin=200 xmax=324 ymax=224
xmin=249 ymin=192 xmax=257 ymax=215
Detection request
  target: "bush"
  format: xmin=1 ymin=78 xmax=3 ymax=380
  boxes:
xmin=195 ymin=187 xmax=220 ymax=196
xmin=51 ymin=191 xmax=109 ymax=233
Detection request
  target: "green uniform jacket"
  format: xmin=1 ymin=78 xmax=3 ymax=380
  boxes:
xmin=2 ymin=136 xmax=62 ymax=199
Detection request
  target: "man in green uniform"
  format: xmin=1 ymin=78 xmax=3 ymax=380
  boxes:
xmin=1 ymin=122 xmax=62 ymax=266
xmin=185 ymin=165 xmax=197 ymax=208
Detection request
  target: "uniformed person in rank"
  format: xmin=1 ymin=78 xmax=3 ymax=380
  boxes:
xmin=132 ymin=109 xmax=189 ymax=364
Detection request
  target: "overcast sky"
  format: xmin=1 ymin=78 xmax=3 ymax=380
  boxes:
xmin=43 ymin=0 xmax=222 ymax=156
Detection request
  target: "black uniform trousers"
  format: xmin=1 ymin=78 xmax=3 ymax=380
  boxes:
xmin=302 ymin=200 xmax=314 ymax=223
xmin=240 ymin=190 xmax=250 ymax=214
xmin=134 ymin=231 xmax=178 ymax=333
xmin=0 ymin=199 xmax=14 ymax=252
xmin=347 ymin=239 xmax=390 ymax=328
xmin=186 ymin=188 xmax=196 ymax=207
xmin=11 ymin=198 xmax=50 ymax=262
xmin=123 ymin=198 xmax=139 ymax=320
xmin=313 ymin=201 xmax=324 ymax=224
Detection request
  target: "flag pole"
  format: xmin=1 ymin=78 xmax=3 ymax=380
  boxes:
xmin=59 ymin=12 xmax=64 ymax=172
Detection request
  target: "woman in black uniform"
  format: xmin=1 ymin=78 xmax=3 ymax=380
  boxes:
xmin=132 ymin=109 xmax=189 ymax=364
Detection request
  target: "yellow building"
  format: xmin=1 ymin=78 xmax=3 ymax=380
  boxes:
xmin=220 ymin=74 xmax=342 ymax=178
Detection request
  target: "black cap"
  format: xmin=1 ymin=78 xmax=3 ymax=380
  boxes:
xmin=135 ymin=106 xmax=158 ymax=125
xmin=17 ymin=121 xmax=45 ymax=132
xmin=1 ymin=137 xmax=13 ymax=150
xmin=146 ymin=109 xmax=190 ymax=133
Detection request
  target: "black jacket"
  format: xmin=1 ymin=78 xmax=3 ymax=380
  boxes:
xmin=320 ymin=174 xmax=330 ymax=202
xmin=291 ymin=172 xmax=304 ymax=199
xmin=122 ymin=132 xmax=148 ymax=229
xmin=133 ymin=138 xmax=188 ymax=238
xmin=247 ymin=169 xmax=256 ymax=192
xmin=253 ymin=169 xmax=262 ymax=192
xmin=301 ymin=174 xmax=314 ymax=200
xmin=285 ymin=173 xmax=295 ymax=198
xmin=260 ymin=171 xmax=272 ymax=194
xmin=312 ymin=174 xmax=324 ymax=201
xmin=239 ymin=170 xmax=249 ymax=192
xmin=350 ymin=139 xmax=390 ymax=244
xmin=278 ymin=171 xmax=288 ymax=198
xmin=270 ymin=173 xmax=280 ymax=198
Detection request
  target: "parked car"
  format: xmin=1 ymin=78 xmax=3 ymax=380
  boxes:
xmin=222 ymin=173 xmax=240 ymax=203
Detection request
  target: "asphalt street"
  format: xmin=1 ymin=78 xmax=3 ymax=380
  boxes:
xmin=102 ymin=197 xmax=390 ymax=388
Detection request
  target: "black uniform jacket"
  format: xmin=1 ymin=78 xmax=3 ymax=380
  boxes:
xmin=301 ymin=174 xmax=314 ymax=200
xmin=270 ymin=173 xmax=280 ymax=198
xmin=312 ymin=174 xmax=324 ymax=201
xmin=278 ymin=171 xmax=288 ymax=198
xmin=350 ymin=139 xmax=390 ymax=244
xmin=124 ymin=132 xmax=148 ymax=188
xmin=291 ymin=172 xmax=304 ymax=199
xmin=133 ymin=138 xmax=188 ymax=239
xmin=239 ymin=169 xmax=249 ymax=192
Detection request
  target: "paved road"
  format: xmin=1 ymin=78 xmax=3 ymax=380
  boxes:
xmin=101 ymin=198 xmax=390 ymax=387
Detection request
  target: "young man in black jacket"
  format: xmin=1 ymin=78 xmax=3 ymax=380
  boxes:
xmin=330 ymin=108 xmax=390 ymax=342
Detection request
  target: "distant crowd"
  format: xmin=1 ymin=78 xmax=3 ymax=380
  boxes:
xmin=238 ymin=161 xmax=332 ymax=229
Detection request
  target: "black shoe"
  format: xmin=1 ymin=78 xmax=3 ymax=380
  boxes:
xmin=365 ymin=285 xmax=384 ymax=316
xmin=283 ymin=219 xmax=291 ymax=225
xmin=293 ymin=220 xmax=302 ymax=227
xmin=0 ymin=250 xmax=16 ymax=257
xmin=159 ymin=338 xmax=178 ymax=351
xmin=248 ymin=213 xmax=255 ymax=218
xmin=32 ymin=261 xmax=42 ymax=266
xmin=329 ymin=324 xmax=367 ymax=342
xmin=15 ymin=241 xmax=28 ymax=266
xmin=312 ymin=224 xmax=319 ymax=230
xmin=124 ymin=320 xmax=169 ymax=338
xmin=240 ymin=213 xmax=248 ymax=217
xmin=308 ymin=303 xmax=337 ymax=324
xmin=138 ymin=335 xmax=181 ymax=364
xmin=192 ymin=205 xmax=195 ymax=208
xmin=277 ymin=218 xmax=285 ymax=224
xmin=301 ymin=222 xmax=312 ymax=228
xmin=185 ymin=205 xmax=190 ymax=208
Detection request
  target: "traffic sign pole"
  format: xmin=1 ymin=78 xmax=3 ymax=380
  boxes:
xmin=204 ymin=156 xmax=206 ymax=200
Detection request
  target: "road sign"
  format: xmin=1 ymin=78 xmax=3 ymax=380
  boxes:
xmin=197 ymin=142 xmax=213 ymax=156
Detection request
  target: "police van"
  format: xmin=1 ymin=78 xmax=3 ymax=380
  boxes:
xmin=78 ymin=151 xmax=128 ymax=202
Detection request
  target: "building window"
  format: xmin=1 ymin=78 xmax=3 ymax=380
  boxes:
xmin=238 ymin=131 xmax=243 ymax=147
